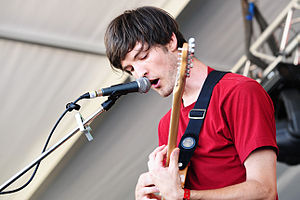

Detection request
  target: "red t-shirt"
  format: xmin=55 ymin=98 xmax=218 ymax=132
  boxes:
xmin=158 ymin=68 xmax=278 ymax=190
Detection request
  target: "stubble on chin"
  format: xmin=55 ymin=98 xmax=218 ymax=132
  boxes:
xmin=157 ymin=51 xmax=177 ymax=98
xmin=157 ymin=83 xmax=174 ymax=98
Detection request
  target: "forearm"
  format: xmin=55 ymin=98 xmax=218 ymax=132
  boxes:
xmin=189 ymin=180 xmax=276 ymax=200
xmin=148 ymin=147 xmax=277 ymax=200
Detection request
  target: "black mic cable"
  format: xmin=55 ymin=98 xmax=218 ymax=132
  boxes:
xmin=0 ymin=78 xmax=151 ymax=194
xmin=0 ymin=94 xmax=87 ymax=195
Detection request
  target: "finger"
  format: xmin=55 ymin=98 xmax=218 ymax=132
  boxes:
xmin=141 ymin=196 xmax=160 ymax=200
xmin=141 ymin=186 xmax=160 ymax=196
xmin=154 ymin=146 xmax=167 ymax=167
xmin=148 ymin=193 xmax=162 ymax=200
xmin=148 ymin=145 xmax=166 ymax=161
xmin=148 ymin=149 xmax=166 ymax=171
xmin=137 ymin=172 xmax=154 ymax=187
xmin=137 ymin=186 xmax=160 ymax=200
xmin=169 ymin=148 xmax=180 ymax=173
xmin=147 ymin=159 xmax=156 ymax=171
xmin=140 ymin=194 xmax=158 ymax=200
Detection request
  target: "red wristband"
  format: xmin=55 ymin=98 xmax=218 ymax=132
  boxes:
xmin=183 ymin=188 xmax=190 ymax=200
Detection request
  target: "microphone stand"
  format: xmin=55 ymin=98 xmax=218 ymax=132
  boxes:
xmin=0 ymin=94 xmax=120 ymax=193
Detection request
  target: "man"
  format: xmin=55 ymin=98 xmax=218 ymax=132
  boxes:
xmin=105 ymin=6 xmax=278 ymax=200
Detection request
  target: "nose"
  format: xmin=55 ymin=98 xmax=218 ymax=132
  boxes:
xmin=133 ymin=64 xmax=148 ymax=78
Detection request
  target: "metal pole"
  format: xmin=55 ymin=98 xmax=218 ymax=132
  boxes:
xmin=0 ymin=105 xmax=105 ymax=192
xmin=0 ymin=27 xmax=106 ymax=56
xmin=250 ymin=0 xmax=297 ymax=58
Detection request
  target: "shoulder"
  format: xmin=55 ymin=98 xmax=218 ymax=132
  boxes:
xmin=219 ymin=72 xmax=261 ymax=90
xmin=211 ymin=72 xmax=274 ymax=119
xmin=215 ymin=72 xmax=271 ymax=102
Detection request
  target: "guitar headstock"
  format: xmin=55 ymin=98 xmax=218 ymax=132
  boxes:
xmin=174 ymin=38 xmax=195 ymax=89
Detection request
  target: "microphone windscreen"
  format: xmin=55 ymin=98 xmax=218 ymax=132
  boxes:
xmin=136 ymin=77 xmax=151 ymax=93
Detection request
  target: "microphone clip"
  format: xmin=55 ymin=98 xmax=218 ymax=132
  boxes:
xmin=101 ymin=93 xmax=121 ymax=111
xmin=66 ymin=102 xmax=81 ymax=112
xmin=75 ymin=112 xmax=93 ymax=142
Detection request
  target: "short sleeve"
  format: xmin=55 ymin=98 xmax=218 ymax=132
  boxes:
xmin=224 ymin=80 xmax=278 ymax=163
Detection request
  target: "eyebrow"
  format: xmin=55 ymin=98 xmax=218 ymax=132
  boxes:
xmin=133 ymin=45 xmax=145 ymax=60
xmin=121 ymin=44 xmax=149 ymax=70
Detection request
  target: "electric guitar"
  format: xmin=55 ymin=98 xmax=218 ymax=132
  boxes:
xmin=165 ymin=38 xmax=195 ymax=188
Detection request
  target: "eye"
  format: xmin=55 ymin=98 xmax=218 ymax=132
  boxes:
xmin=140 ymin=53 xmax=148 ymax=60
xmin=124 ymin=65 xmax=134 ymax=75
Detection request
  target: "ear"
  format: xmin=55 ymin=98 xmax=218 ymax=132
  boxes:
xmin=167 ymin=33 xmax=178 ymax=52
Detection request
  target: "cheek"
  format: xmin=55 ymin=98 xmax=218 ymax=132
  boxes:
xmin=132 ymin=71 xmax=139 ymax=79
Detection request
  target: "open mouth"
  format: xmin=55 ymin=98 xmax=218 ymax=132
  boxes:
xmin=150 ymin=79 xmax=159 ymax=85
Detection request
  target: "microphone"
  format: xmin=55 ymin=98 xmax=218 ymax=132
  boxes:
xmin=88 ymin=77 xmax=151 ymax=98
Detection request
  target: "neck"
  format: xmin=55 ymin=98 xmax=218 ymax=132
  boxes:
xmin=182 ymin=58 xmax=208 ymax=107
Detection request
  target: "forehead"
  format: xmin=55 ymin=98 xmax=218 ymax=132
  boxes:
xmin=121 ymin=42 xmax=148 ymax=67
xmin=129 ymin=42 xmax=145 ymax=55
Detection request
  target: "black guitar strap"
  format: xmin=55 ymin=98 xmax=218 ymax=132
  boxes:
xmin=178 ymin=70 xmax=229 ymax=170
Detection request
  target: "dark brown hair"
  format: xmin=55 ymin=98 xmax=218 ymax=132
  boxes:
xmin=104 ymin=6 xmax=186 ymax=71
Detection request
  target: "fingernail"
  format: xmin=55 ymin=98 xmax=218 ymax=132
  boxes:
xmin=174 ymin=148 xmax=179 ymax=155
xmin=175 ymin=150 xmax=179 ymax=155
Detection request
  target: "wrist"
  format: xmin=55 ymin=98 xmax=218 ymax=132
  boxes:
xmin=176 ymin=188 xmax=185 ymax=200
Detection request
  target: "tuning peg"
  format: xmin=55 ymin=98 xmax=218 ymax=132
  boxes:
xmin=188 ymin=38 xmax=195 ymax=53
xmin=188 ymin=38 xmax=195 ymax=43
xmin=186 ymin=68 xmax=191 ymax=77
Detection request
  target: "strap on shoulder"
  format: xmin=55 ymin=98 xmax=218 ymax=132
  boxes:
xmin=178 ymin=70 xmax=229 ymax=170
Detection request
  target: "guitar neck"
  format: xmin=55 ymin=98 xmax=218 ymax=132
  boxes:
xmin=166 ymin=79 xmax=185 ymax=166
xmin=164 ymin=39 xmax=194 ymax=190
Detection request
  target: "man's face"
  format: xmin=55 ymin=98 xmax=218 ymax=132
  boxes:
xmin=121 ymin=42 xmax=178 ymax=97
